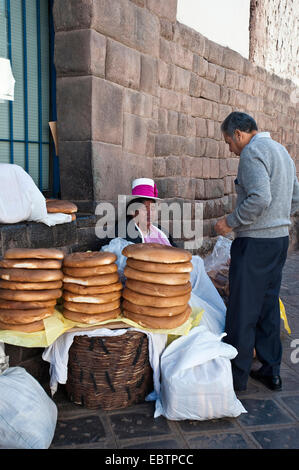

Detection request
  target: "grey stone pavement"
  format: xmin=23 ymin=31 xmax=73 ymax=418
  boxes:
xmin=49 ymin=251 xmax=299 ymax=450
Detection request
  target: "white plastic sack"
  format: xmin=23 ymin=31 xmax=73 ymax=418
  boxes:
xmin=0 ymin=163 xmax=72 ymax=226
xmin=0 ymin=367 xmax=57 ymax=449
xmin=155 ymin=325 xmax=247 ymax=421
xmin=101 ymin=237 xmax=133 ymax=285
xmin=190 ymin=255 xmax=227 ymax=335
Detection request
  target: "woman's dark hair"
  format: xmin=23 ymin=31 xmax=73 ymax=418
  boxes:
xmin=221 ymin=112 xmax=258 ymax=137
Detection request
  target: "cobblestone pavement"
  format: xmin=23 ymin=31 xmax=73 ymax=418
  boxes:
xmin=49 ymin=251 xmax=299 ymax=450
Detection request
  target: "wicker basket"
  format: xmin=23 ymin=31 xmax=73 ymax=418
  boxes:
xmin=65 ymin=331 xmax=153 ymax=410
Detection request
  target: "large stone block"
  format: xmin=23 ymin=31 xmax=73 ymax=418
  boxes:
xmin=165 ymin=156 xmax=182 ymax=176
xmin=53 ymin=0 xmax=93 ymax=31
xmin=140 ymin=55 xmax=158 ymax=95
xmin=92 ymin=78 xmax=124 ymax=144
xmin=93 ymin=0 xmax=160 ymax=56
xmin=160 ymin=18 xmax=175 ymax=41
xmin=174 ymin=66 xmax=191 ymax=94
xmin=174 ymin=23 xmax=205 ymax=55
xmin=225 ymin=70 xmax=239 ymax=89
xmin=202 ymin=157 xmax=210 ymax=178
xmin=153 ymin=157 xmax=166 ymax=177
xmin=160 ymin=88 xmax=181 ymax=111
xmin=56 ymin=76 xmax=92 ymax=141
xmin=146 ymin=0 xmax=177 ymax=22
xmin=172 ymin=44 xmax=194 ymax=70
xmin=59 ymin=141 xmax=94 ymax=201
xmin=158 ymin=61 xmax=175 ymax=89
xmin=207 ymin=39 xmax=224 ymax=66
xmin=124 ymin=89 xmax=153 ymax=117
xmin=195 ymin=179 xmax=205 ymax=199
xmin=195 ymin=118 xmax=208 ymax=137
xmin=201 ymin=79 xmax=221 ymax=103
xmin=92 ymin=142 xmax=153 ymax=201
xmin=123 ymin=113 xmax=148 ymax=155
xmin=227 ymin=157 xmax=239 ymax=175
xmin=54 ymin=29 xmax=106 ymax=78
xmin=192 ymin=54 xmax=208 ymax=77
xmin=190 ymin=157 xmax=203 ymax=178
xmin=222 ymin=48 xmax=244 ymax=73
xmin=167 ymin=110 xmax=179 ymax=134
xmin=106 ymin=39 xmax=141 ymax=89
xmin=189 ymin=73 xmax=203 ymax=98
xmin=210 ymin=159 xmax=220 ymax=178
xmin=204 ymin=179 xmax=224 ymax=199
xmin=204 ymin=138 xmax=219 ymax=158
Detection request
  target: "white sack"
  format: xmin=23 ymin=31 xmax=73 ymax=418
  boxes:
xmin=0 ymin=163 xmax=71 ymax=225
xmin=0 ymin=367 xmax=57 ymax=449
xmin=155 ymin=325 xmax=247 ymax=421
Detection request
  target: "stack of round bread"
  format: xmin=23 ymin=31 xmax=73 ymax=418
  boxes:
xmin=62 ymin=251 xmax=122 ymax=324
xmin=0 ymin=248 xmax=64 ymax=332
xmin=122 ymin=243 xmax=193 ymax=329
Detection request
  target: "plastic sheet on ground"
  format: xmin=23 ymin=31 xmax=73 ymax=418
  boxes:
xmin=0 ymin=304 xmax=204 ymax=349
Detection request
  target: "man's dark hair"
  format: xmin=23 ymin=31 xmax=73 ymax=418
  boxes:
xmin=221 ymin=112 xmax=258 ymax=137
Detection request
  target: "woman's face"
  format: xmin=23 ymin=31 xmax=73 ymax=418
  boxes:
xmin=134 ymin=199 xmax=157 ymax=229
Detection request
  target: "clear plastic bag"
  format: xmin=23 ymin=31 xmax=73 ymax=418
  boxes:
xmin=203 ymin=236 xmax=232 ymax=305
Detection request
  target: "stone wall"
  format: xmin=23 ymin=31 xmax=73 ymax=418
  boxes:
xmin=249 ymin=0 xmax=299 ymax=87
xmin=53 ymin=0 xmax=299 ymax=253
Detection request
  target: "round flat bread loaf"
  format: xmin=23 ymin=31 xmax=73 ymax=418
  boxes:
xmin=123 ymin=305 xmax=191 ymax=329
xmin=0 ymin=268 xmax=63 ymax=283
xmin=124 ymin=266 xmax=190 ymax=285
xmin=123 ymin=287 xmax=190 ymax=307
xmin=63 ymin=263 xmax=117 ymax=277
xmin=0 ymin=279 xmax=62 ymax=290
xmin=122 ymin=243 xmax=192 ymax=263
xmin=46 ymin=199 xmax=78 ymax=214
xmin=4 ymin=248 xmax=64 ymax=260
xmin=63 ymin=251 xmax=116 ymax=268
xmin=126 ymin=258 xmax=193 ymax=274
xmin=63 ymin=308 xmax=120 ymax=324
xmin=63 ymin=272 xmax=119 ymax=286
xmin=63 ymin=281 xmax=123 ymax=295
xmin=0 ymin=307 xmax=54 ymax=325
xmin=0 ymin=258 xmax=62 ymax=269
xmin=0 ymin=299 xmax=57 ymax=310
xmin=0 ymin=288 xmax=62 ymax=301
xmin=0 ymin=319 xmax=45 ymax=332
xmin=63 ymin=299 xmax=120 ymax=314
xmin=122 ymin=299 xmax=188 ymax=317
xmin=126 ymin=279 xmax=192 ymax=298
xmin=63 ymin=290 xmax=121 ymax=304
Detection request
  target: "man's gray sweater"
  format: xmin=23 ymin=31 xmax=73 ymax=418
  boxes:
xmin=226 ymin=132 xmax=299 ymax=238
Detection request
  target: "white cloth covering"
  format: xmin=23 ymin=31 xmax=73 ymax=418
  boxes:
xmin=42 ymin=327 xmax=167 ymax=398
xmin=0 ymin=58 xmax=15 ymax=102
xmin=0 ymin=163 xmax=72 ymax=226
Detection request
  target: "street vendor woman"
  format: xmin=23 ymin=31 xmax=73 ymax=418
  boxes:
xmin=215 ymin=111 xmax=299 ymax=392
xmin=111 ymin=178 xmax=176 ymax=246
xmin=103 ymin=177 xmax=227 ymax=336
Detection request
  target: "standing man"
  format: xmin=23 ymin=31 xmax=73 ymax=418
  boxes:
xmin=215 ymin=111 xmax=299 ymax=392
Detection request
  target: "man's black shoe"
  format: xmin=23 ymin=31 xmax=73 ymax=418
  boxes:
xmin=250 ymin=370 xmax=282 ymax=391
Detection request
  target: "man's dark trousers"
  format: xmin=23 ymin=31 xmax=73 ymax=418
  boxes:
xmin=224 ymin=236 xmax=289 ymax=390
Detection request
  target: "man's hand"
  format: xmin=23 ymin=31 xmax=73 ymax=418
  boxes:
xmin=215 ymin=217 xmax=232 ymax=235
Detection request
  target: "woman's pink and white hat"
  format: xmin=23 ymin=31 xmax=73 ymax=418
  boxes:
xmin=127 ymin=178 xmax=161 ymax=201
